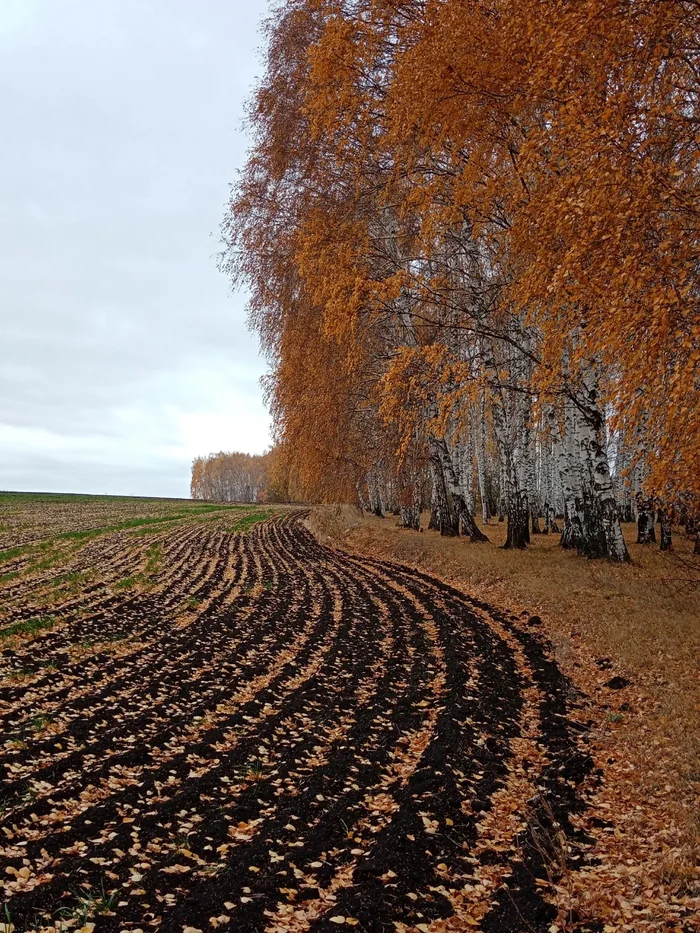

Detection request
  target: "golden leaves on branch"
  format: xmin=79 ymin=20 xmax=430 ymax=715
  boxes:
xmin=222 ymin=0 xmax=700 ymax=507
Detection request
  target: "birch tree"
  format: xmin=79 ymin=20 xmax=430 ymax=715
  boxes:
xmin=219 ymin=0 xmax=699 ymax=559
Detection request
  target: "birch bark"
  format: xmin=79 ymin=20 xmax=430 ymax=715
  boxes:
xmin=355 ymin=481 xmax=370 ymax=514
xmin=548 ymin=399 xmax=584 ymax=550
xmin=659 ymin=508 xmax=673 ymax=551
xmin=573 ymin=370 xmax=630 ymax=561
xmin=429 ymin=450 xmax=459 ymax=536
xmin=474 ymin=391 xmax=490 ymax=523
xmin=431 ymin=438 xmax=488 ymax=541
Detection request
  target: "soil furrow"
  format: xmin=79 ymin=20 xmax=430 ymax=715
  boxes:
xmin=0 ymin=512 xmax=604 ymax=933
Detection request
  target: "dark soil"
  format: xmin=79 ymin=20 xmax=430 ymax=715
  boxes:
xmin=0 ymin=514 xmax=602 ymax=932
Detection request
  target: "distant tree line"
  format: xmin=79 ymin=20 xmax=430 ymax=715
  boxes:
xmin=190 ymin=449 xmax=292 ymax=504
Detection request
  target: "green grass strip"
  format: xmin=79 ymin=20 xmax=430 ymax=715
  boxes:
xmin=0 ymin=615 xmax=57 ymax=642
xmin=229 ymin=510 xmax=274 ymax=533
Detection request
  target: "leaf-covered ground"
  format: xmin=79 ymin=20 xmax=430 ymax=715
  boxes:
xmin=1 ymin=501 xmax=697 ymax=932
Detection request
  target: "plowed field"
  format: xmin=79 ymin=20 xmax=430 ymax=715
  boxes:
xmin=1 ymin=503 xmax=604 ymax=933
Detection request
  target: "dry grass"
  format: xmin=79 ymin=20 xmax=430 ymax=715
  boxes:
xmin=309 ymin=505 xmax=700 ymax=875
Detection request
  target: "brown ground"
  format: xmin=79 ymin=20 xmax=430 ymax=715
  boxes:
xmin=308 ymin=506 xmax=700 ymax=928
xmin=2 ymin=493 xmax=698 ymax=932
xmin=4 ymin=501 xmax=637 ymax=933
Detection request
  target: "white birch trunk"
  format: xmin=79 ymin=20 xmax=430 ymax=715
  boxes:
xmin=577 ymin=370 xmax=630 ymax=562
xmin=474 ymin=390 xmax=490 ymax=523
xmin=431 ymin=437 xmax=488 ymax=541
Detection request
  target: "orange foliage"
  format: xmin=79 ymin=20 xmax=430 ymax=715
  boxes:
xmin=221 ymin=0 xmax=700 ymax=524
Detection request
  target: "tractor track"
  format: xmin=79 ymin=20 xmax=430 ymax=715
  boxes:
xmin=0 ymin=513 xmax=600 ymax=933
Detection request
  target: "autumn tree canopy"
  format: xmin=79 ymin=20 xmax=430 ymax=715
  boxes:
xmin=220 ymin=0 xmax=700 ymax=558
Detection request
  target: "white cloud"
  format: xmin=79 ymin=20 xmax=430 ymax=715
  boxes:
xmin=0 ymin=0 xmax=36 ymax=36
xmin=0 ymin=0 xmax=273 ymax=497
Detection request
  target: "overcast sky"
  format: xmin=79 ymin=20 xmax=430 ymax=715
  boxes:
xmin=0 ymin=0 xmax=272 ymax=497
